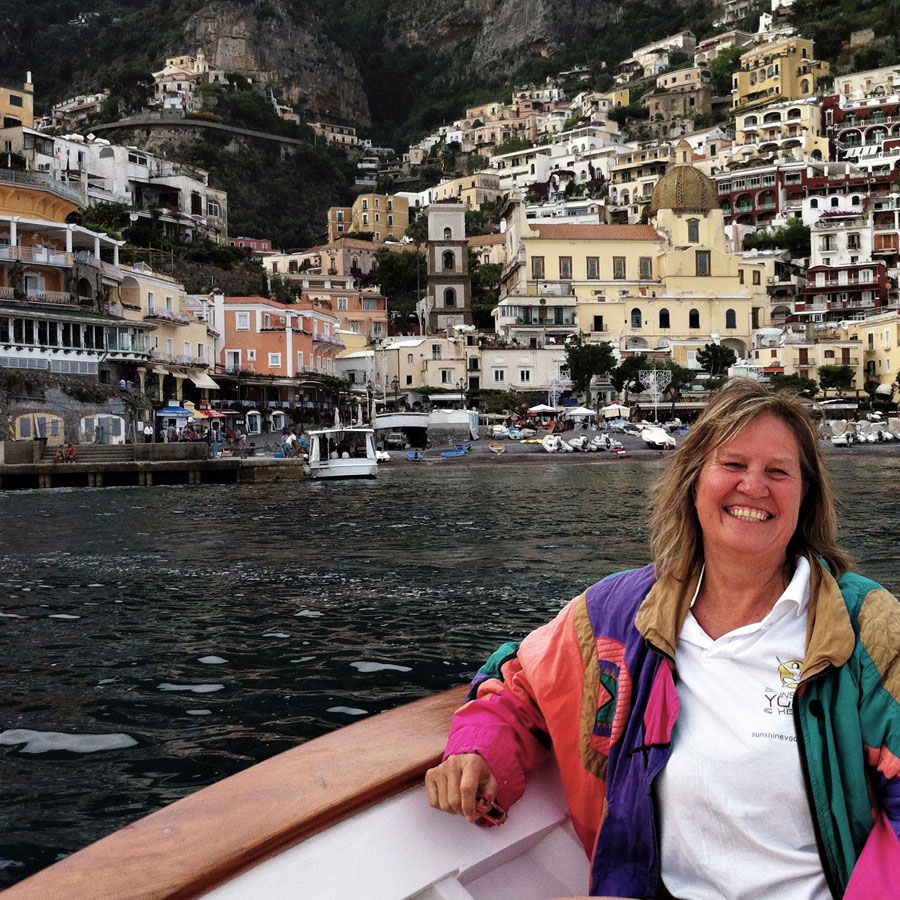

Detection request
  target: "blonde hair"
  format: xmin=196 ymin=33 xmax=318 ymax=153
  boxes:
xmin=650 ymin=378 xmax=850 ymax=582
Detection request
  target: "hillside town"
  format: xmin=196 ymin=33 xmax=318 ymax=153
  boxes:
xmin=3 ymin=0 xmax=900 ymax=451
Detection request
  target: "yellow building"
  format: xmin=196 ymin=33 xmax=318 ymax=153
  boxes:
xmin=609 ymin=142 xmax=674 ymax=223
xmin=0 ymin=73 xmax=34 ymax=129
xmin=326 ymin=194 xmax=409 ymax=243
xmin=732 ymin=36 xmax=829 ymax=112
xmin=429 ymin=172 xmax=503 ymax=209
xmin=116 ymin=267 xmax=216 ymax=403
xmin=495 ymin=141 xmax=769 ymax=366
xmin=733 ymin=99 xmax=829 ymax=163
xmin=847 ymin=311 xmax=900 ymax=391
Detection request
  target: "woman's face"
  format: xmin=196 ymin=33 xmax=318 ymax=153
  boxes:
xmin=694 ymin=413 xmax=805 ymax=569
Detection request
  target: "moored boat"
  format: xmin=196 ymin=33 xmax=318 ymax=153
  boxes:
xmin=307 ymin=427 xmax=378 ymax=479
xmin=3 ymin=687 xmax=589 ymax=900
xmin=489 ymin=441 xmax=506 ymax=455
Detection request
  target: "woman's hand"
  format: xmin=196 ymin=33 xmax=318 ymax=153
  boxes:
xmin=425 ymin=752 xmax=499 ymax=823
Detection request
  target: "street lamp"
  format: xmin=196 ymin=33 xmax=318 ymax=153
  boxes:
xmin=391 ymin=376 xmax=400 ymax=408
xmin=457 ymin=377 xmax=466 ymax=409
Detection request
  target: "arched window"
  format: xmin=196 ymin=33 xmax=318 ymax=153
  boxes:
xmin=443 ymin=227 xmax=452 ymax=239
xmin=631 ymin=308 xmax=642 ymax=329
xmin=659 ymin=308 xmax=670 ymax=329
xmin=444 ymin=287 xmax=456 ymax=307
xmin=810 ymin=198 xmax=819 ymax=208
xmin=442 ymin=250 xmax=455 ymax=270
xmin=831 ymin=197 xmax=839 ymax=208
xmin=725 ymin=308 xmax=737 ymax=329
xmin=851 ymin=195 xmax=861 ymax=206
xmin=687 ymin=218 xmax=700 ymax=243
xmin=689 ymin=308 xmax=700 ymax=329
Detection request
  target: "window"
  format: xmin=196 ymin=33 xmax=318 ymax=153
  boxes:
xmin=559 ymin=256 xmax=572 ymax=279
xmin=236 ymin=312 xmax=250 ymax=331
xmin=247 ymin=349 xmax=256 ymax=361
xmin=297 ymin=350 xmax=304 ymax=369
xmin=432 ymin=344 xmax=442 ymax=360
xmin=207 ymin=200 xmax=221 ymax=217
xmin=147 ymin=291 xmax=156 ymax=311
xmin=725 ymin=308 xmax=737 ymax=329
xmin=269 ymin=353 xmax=282 ymax=367
xmin=408 ymin=353 xmax=414 ymax=364
xmin=639 ymin=257 xmax=652 ymax=279
xmin=8 ymin=94 xmax=24 ymax=108
xmin=739 ymin=269 xmax=745 ymax=284
xmin=659 ymin=308 xmax=670 ymax=329
xmin=165 ymin=295 xmax=174 ymax=311
xmin=587 ymin=257 xmax=599 ymax=279
xmin=441 ymin=369 xmax=454 ymax=384
xmin=363 ymin=298 xmax=377 ymax=310
xmin=338 ymin=297 xmax=349 ymax=310
xmin=444 ymin=287 xmax=457 ymax=307
xmin=373 ymin=322 xmax=383 ymax=336
xmin=696 ymin=250 xmax=711 ymax=276
xmin=443 ymin=250 xmax=455 ymax=270
xmin=687 ymin=219 xmax=700 ymax=243
xmin=532 ymin=256 xmax=545 ymax=279
xmin=197 ymin=343 xmax=205 ymax=361
xmin=362 ymin=213 xmax=369 ymax=225
xmin=350 ymin=321 xmax=360 ymax=334
xmin=362 ymin=199 xmax=368 ymax=210
xmin=166 ymin=338 xmax=175 ymax=357
xmin=493 ymin=369 xmax=506 ymax=383
xmin=593 ymin=315 xmax=605 ymax=332
xmin=689 ymin=308 xmax=700 ymax=329
xmin=520 ymin=369 xmax=531 ymax=383
xmin=184 ymin=341 xmax=191 ymax=358
xmin=613 ymin=257 xmax=626 ymax=279
xmin=630 ymin=308 xmax=642 ymax=329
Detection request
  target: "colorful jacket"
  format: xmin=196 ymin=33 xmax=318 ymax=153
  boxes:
xmin=444 ymin=559 xmax=900 ymax=899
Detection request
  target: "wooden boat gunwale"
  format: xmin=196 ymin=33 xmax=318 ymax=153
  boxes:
xmin=4 ymin=686 xmax=470 ymax=900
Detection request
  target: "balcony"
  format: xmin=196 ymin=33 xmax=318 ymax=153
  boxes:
xmin=146 ymin=309 xmax=191 ymax=326
xmin=0 ymin=168 xmax=84 ymax=205
xmin=0 ymin=245 xmax=74 ymax=266
xmin=0 ymin=285 xmax=76 ymax=305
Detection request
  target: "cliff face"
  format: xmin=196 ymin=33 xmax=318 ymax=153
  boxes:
xmin=182 ymin=0 xmax=371 ymax=125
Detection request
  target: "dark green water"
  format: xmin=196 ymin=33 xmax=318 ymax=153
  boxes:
xmin=0 ymin=455 xmax=897 ymax=887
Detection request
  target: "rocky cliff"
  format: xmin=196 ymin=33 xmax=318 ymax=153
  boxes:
xmin=182 ymin=0 xmax=371 ymax=125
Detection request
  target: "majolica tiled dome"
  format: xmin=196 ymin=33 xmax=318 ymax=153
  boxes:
xmin=649 ymin=140 xmax=718 ymax=214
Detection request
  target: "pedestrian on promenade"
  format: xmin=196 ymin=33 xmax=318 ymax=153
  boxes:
xmin=142 ymin=422 xmax=154 ymax=443
xmin=426 ymin=378 xmax=900 ymax=899
xmin=209 ymin=424 xmax=223 ymax=459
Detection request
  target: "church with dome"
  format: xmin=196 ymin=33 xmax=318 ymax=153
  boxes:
xmin=495 ymin=142 xmax=772 ymax=369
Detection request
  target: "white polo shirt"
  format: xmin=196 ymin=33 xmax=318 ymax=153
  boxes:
xmin=656 ymin=556 xmax=830 ymax=900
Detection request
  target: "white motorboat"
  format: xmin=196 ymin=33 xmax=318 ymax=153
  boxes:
xmin=5 ymin=687 xmax=590 ymax=900
xmin=640 ymin=425 xmax=676 ymax=450
xmin=307 ymin=426 xmax=378 ymax=479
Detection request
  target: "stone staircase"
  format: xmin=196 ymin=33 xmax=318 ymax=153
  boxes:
xmin=40 ymin=443 xmax=136 ymax=463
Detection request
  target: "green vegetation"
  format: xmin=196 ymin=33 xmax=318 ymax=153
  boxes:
xmin=818 ymin=364 xmax=855 ymax=396
xmin=696 ymin=343 xmax=737 ymax=376
xmin=770 ymin=373 xmax=818 ymax=397
xmin=743 ymin=219 xmax=811 ymax=258
xmin=563 ymin=339 xmax=617 ymax=405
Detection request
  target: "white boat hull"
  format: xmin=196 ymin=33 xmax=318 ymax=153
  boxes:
xmin=309 ymin=458 xmax=378 ymax=479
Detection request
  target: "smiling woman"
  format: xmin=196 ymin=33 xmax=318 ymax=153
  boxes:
xmin=427 ymin=378 xmax=900 ymax=900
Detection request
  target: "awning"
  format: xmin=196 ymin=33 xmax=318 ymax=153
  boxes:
xmin=875 ymin=382 xmax=894 ymax=396
xmin=152 ymin=366 xmax=170 ymax=376
xmin=188 ymin=372 xmax=220 ymax=390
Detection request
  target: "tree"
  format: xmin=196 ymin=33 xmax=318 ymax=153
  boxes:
xmin=405 ymin=211 xmax=428 ymax=247
xmin=696 ymin=343 xmax=737 ymax=376
xmin=818 ymin=364 xmax=855 ymax=397
xmin=770 ymin=373 xmax=818 ymax=396
xmin=564 ymin=340 xmax=617 ymax=405
xmin=709 ymin=46 xmax=745 ymax=97
xmin=374 ymin=247 xmax=426 ymax=317
xmin=610 ymin=354 xmax=649 ymax=401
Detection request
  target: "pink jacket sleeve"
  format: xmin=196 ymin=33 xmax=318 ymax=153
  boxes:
xmin=444 ymin=655 xmax=552 ymax=811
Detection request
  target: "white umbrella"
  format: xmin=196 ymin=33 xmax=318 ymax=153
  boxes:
xmin=528 ymin=403 xmax=559 ymax=414
xmin=562 ymin=406 xmax=596 ymax=418
xmin=334 ymin=407 xmax=341 ymax=427
xmin=601 ymin=403 xmax=631 ymax=419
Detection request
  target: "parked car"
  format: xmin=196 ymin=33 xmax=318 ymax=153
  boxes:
xmin=384 ymin=432 xmax=407 ymax=450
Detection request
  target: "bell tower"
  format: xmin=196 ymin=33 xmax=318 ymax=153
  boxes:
xmin=426 ymin=203 xmax=472 ymax=334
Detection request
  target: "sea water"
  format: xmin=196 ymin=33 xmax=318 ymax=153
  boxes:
xmin=1 ymin=454 xmax=898 ymax=887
